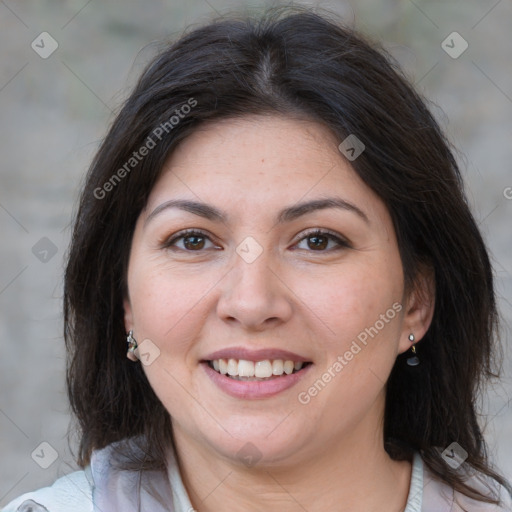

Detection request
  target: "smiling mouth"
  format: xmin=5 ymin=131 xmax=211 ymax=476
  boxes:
xmin=206 ymin=358 xmax=312 ymax=381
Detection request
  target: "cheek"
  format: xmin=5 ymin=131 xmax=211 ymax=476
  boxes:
xmin=127 ymin=264 xmax=214 ymax=409
xmin=294 ymin=273 xmax=402 ymax=428
xmin=127 ymin=261 xmax=216 ymax=355
xmin=301 ymin=264 xmax=403 ymax=406
xmin=296 ymin=260 xmax=403 ymax=347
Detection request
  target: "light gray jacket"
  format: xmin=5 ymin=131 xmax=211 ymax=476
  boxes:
xmin=2 ymin=441 xmax=511 ymax=511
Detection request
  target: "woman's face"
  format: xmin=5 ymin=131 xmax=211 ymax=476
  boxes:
xmin=124 ymin=115 xmax=431 ymax=466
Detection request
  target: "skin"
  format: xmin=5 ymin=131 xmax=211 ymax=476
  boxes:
xmin=124 ymin=115 xmax=435 ymax=511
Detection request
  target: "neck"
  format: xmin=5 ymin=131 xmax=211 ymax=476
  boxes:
xmin=172 ymin=416 xmax=412 ymax=512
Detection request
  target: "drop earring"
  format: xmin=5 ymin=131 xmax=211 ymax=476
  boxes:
xmin=126 ymin=330 xmax=139 ymax=362
xmin=406 ymin=333 xmax=420 ymax=366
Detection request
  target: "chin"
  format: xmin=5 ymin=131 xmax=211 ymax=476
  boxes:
xmin=200 ymin=421 xmax=310 ymax=467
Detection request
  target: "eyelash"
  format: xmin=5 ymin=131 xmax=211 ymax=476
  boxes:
xmin=162 ymin=228 xmax=350 ymax=253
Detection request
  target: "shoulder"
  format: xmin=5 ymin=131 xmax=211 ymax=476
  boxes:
xmin=421 ymin=457 xmax=512 ymax=512
xmin=1 ymin=469 xmax=93 ymax=512
xmin=2 ymin=439 xmax=173 ymax=512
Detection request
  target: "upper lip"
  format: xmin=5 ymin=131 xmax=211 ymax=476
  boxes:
xmin=203 ymin=347 xmax=311 ymax=363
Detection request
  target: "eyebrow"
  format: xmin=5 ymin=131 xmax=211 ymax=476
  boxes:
xmin=144 ymin=196 xmax=369 ymax=228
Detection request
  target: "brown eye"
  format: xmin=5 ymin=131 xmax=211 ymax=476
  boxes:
xmin=182 ymin=233 xmax=206 ymax=250
xmin=307 ymin=233 xmax=329 ymax=250
xmin=295 ymin=229 xmax=350 ymax=252
xmin=164 ymin=230 xmax=217 ymax=251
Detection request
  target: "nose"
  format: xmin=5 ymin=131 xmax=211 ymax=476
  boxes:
xmin=216 ymin=244 xmax=293 ymax=331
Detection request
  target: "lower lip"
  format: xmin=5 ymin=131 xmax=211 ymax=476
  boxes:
xmin=201 ymin=362 xmax=312 ymax=400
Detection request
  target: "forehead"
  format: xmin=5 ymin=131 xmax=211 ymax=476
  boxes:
xmin=144 ymin=115 xmax=382 ymax=220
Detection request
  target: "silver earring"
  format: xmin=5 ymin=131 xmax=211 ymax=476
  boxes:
xmin=406 ymin=333 xmax=419 ymax=366
xmin=127 ymin=330 xmax=139 ymax=361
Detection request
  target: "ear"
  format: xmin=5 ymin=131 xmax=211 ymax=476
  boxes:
xmin=123 ymin=296 xmax=134 ymax=334
xmin=123 ymin=297 xmax=139 ymax=361
xmin=398 ymin=265 xmax=435 ymax=354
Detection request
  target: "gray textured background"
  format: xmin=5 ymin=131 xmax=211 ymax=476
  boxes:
xmin=1 ymin=0 xmax=511 ymax=506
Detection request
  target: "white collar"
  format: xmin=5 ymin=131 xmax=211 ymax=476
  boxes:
xmin=90 ymin=439 xmax=425 ymax=511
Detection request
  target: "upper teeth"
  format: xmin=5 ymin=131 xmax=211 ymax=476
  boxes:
xmin=211 ymin=359 xmax=304 ymax=378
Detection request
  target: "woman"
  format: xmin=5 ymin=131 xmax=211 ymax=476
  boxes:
xmin=3 ymin=6 xmax=511 ymax=512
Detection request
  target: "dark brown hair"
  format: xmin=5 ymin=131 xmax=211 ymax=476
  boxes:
xmin=64 ymin=5 xmax=511 ymax=505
